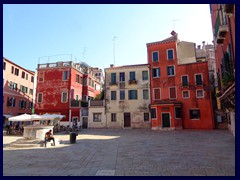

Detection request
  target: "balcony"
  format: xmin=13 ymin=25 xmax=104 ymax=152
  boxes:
xmin=128 ymin=79 xmax=137 ymax=85
xmin=109 ymin=82 xmax=118 ymax=86
xmin=214 ymin=12 xmax=229 ymax=45
xmin=89 ymin=100 xmax=104 ymax=107
xmin=182 ymin=82 xmax=189 ymax=88
xmin=70 ymin=100 xmax=80 ymax=108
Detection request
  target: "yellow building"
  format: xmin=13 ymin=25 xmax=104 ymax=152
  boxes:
xmin=105 ymin=64 xmax=150 ymax=128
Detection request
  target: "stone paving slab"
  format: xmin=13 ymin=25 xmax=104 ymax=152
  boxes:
xmin=3 ymin=129 xmax=235 ymax=176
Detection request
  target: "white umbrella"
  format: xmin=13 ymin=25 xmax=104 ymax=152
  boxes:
xmin=8 ymin=114 xmax=44 ymax=122
xmin=41 ymin=113 xmax=65 ymax=121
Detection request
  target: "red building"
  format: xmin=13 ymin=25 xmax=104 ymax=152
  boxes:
xmin=35 ymin=61 xmax=101 ymax=127
xmin=147 ymin=32 xmax=214 ymax=130
xmin=3 ymin=57 xmax=35 ymax=126
xmin=210 ymin=4 xmax=235 ymax=135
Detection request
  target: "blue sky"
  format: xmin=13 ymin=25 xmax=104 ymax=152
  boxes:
xmin=3 ymin=4 xmax=213 ymax=72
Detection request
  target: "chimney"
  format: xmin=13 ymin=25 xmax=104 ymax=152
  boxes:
xmin=197 ymin=45 xmax=201 ymax=49
xmin=171 ymin=30 xmax=176 ymax=36
xmin=202 ymin=41 xmax=206 ymax=51
xmin=110 ymin=64 xmax=114 ymax=68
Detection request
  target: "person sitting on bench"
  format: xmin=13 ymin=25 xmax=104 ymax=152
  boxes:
xmin=45 ymin=130 xmax=55 ymax=147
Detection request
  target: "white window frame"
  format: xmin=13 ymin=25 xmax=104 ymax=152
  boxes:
xmin=182 ymin=90 xmax=190 ymax=99
xmin=62 ymin=71 xmax=69 ymax=81
xmin=143 ymin=89 xmax=149 ymax=100
xmin=169 ymin=86 xmax=177 ymax=99
xmin=167 ymin=65 xmax=175 ymax=76
xmin=152 ymin=67 xmax=160 ymax=78
xmin=61 ymin=92 xmax=68 ymax=103
xmin=181 ymin=75 xmax=189 ymax=87
xmin=167 ymin=49 xmax=174 ymax=60
xmin=153 ymin=88 xmax=161 ymax=100
xmin=152 ymin=51 xmax=159 ymax=62
xmin=196 ymin=89 xmax=204 ymax=98
xmin=195 ymin=73 xmax=203 ymax=86
xmin=37 ymin=93 xmax=43 ymax=103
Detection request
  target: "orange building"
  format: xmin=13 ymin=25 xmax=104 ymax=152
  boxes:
xmin=3 ymin=57 xmax=35 ymax=126
xmin=147 ymin=32 xmax=214 ymax=130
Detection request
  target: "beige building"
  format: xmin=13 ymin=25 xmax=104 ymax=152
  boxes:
xmin=105 ymin=64 xmax=151 ymax=129
xmin=88 ymin=100 xmax=106 ymax=128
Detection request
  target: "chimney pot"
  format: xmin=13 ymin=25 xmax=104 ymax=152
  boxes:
xmin=110 ymin=64 xmax=114 ymax=68
xmin=197 ymin=45 xmax=201 ymax=49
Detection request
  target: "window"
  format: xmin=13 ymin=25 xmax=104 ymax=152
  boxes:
xmin=26 ymin=74 xmax=28 ymax=80
xmin=15 ymin=68 xmax=19 ymax=76
xmin=190 ymin=109 xmax=200 ymax=119
xmin=182 ymin=75 xmax=189 ymax=86
xmin=152 ymin=68 xmax=160 ymax=78
xmin=151 ymin=108 xmax=156 ymax=119
xmin=93 ymin=113 xmax=101 ymax=122
xmin=92 ymin=80 xmax=94 ymax=87
xmin=9 ymin=81 xmax=13 ymax=89
xmin=11 ymin=66 xmax=14 ymax=74
xmin=142 ymin=71 xmax=148 ymax=80
xmin=37 ymin=93 xmax=43 ymax=103
xmin=63 ymin=71 xmax=69 ymax=80
xmin=111 ymin=91 xmax=117 ymax=100
xmin=80 ymin=77 xmax=83 ymax=84
xmin=20 ymin=85 xmax=28 ymax=93
xmin=196 ymin=90 xmax=204 ymax=98
xmin=31 ymin=76 xmax=34 ymax=83
xmin=13 ymin=83 xmax=18 ymax=91
xmin=129 ymin=90 xmax=138 ymax=100
xmin=7 ymin=97 xmax=16 ymax=107
xmin=22 ymin=71 xmax=25 ymax=79
xmin=111 ymin=73 xmax=116 ymax=84
xmin=143 ymin=89 xmax=149 ymax=100
xmin=76 ymin=95 xmax=79 ymax=100
xmin=182 ymin=90 xmax=190 ymax=98
xmin=130 ymin=71 xmax=136 ymax=80
xmin=88 ymin=78 xmax=91 ymax=86
xmin=19 ymin=100 xmax=27 ymax=109
xmin=111 ymin=113 xmax=117 ymax=122
xmin=29 ymin=102 xmax=33 ymax=109
xmin=120 ymin=90 xmax=125 ymax=100
xmin=38 ymin=72 xmax=44 ymax=82
xmin=167 ymin=49 xmax=174 ymax=60
xmin=76 ymin=74 xmax=80 ymax=83
xmin=30 ymin=89 xmax=33 ymax=95
xmin=153 ymin=89 xmax=160 ymax=100
xmin=167 ymin=66 xmax=175 ymax=76
xmin=175 ymin=107 xmax=181 ymax=119
xmin=195 ymin=74 xmax=203 ymax=85
xmin=144 ymin=113 xmax=149 ymax=122
xmin=119 ymin=72 xmax=125 ymax=82
xmin=152 ymin=51 xmax=159 ymax=62
xmin=62 ymin=92 xmax=68 ymax=102
xmin=3 ymin=62 xmax=6 ymax=70
xmin=169 ymin=87 xmax=177 ymax=99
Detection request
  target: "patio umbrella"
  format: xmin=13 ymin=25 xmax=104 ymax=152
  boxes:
xmin=8 ymin=114 xmax=45 ymax=122
xmin=40 ymin=113 xmax=65 ymax=121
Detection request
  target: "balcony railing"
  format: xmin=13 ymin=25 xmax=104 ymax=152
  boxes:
xmin=89 ymin=100 xmax=104 ymax=107
xmin=128 ymin=79 xmax=137 ymax=85
xmin=70 ymin=100 xmax=81 ymax=108
xmin=109 ymin=82 xmax=118 ymax=86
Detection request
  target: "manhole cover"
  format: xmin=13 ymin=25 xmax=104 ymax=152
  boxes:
xmin=96 ymin=170 xmax=115 ymax=176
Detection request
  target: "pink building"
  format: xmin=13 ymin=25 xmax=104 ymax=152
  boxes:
xmin=3 ymin=57 xmax=35 ymax=126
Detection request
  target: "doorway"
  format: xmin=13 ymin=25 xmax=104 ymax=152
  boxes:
xmin=124 ymin=113 xmax=131 ymax=128
xmin=162 ymin=113 xmax=170 ymax=128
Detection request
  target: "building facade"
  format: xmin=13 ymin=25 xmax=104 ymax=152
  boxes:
xmin=147 ymin=32 xmax=214 ymax=130
xmin=210 ymin=4 xmax=235 ymax=136
xmin=105 ymin=64 xmax=151 ymax=129
xmin=3 ymin=57 xmax=35 ymax=125
xmin=35 ymin=61 xmax=101 ymax=127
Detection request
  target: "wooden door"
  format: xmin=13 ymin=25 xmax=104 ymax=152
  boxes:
xmin=162 ymin=113 xmax=170 ymax=128
xmin=124 ymin=113 xmax=131 ymax=128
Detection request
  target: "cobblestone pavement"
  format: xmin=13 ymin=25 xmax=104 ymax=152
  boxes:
xmin=3 ymin=129 xmax=235 ymax=176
